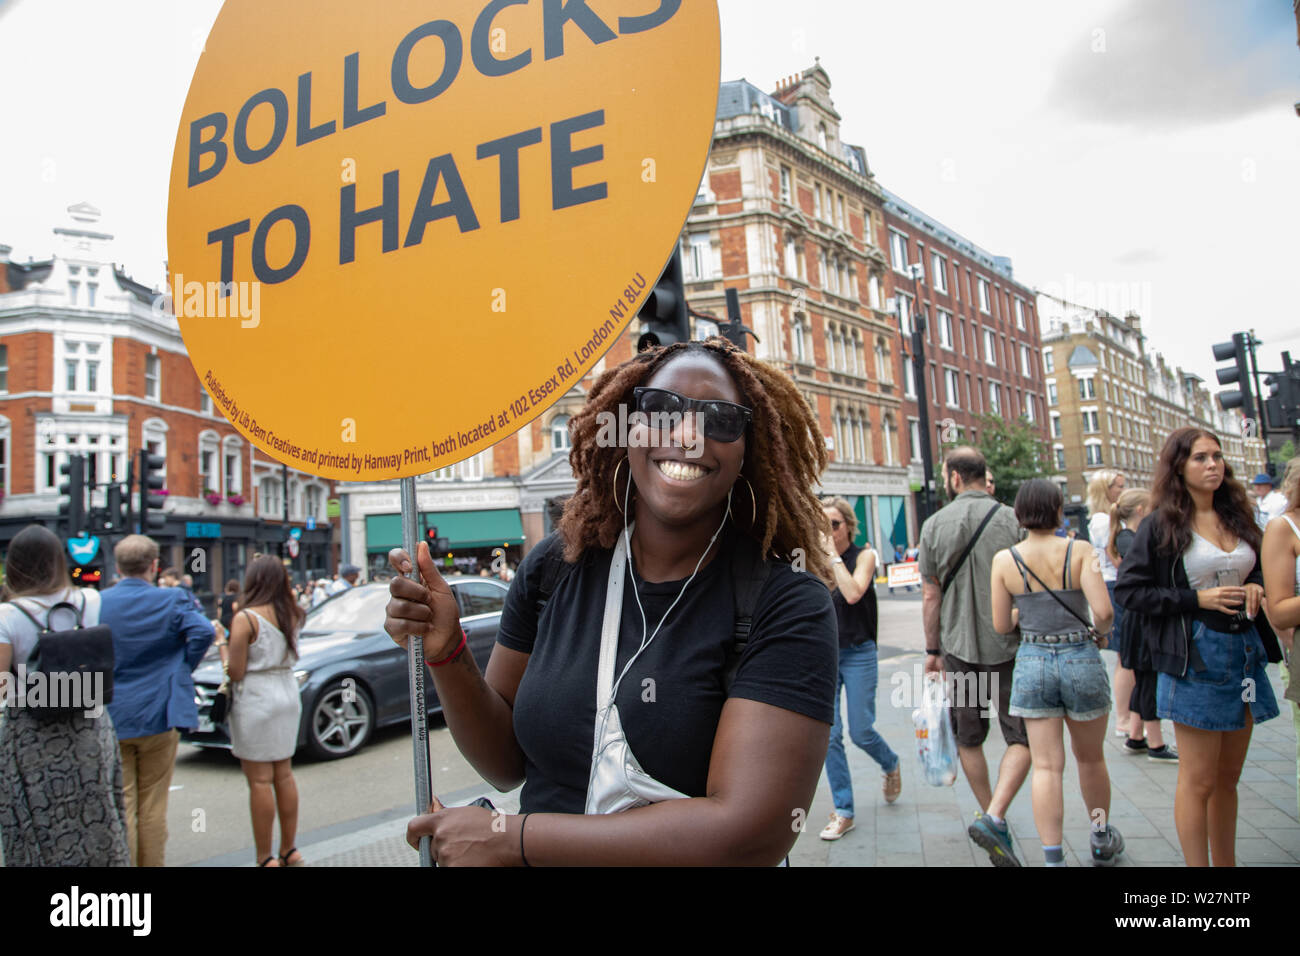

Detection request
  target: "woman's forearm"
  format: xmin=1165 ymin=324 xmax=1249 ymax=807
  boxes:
xmin=431 ymin=647 xmax=525 ymax=791
xmin=519 ymin=794 xmax=799 ymax=867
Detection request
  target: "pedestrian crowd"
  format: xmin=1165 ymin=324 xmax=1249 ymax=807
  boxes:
xmin=903 ymin=436 xmax=1299 ymax=867
xmin=0 ymin=531 xmax=306 ymax=867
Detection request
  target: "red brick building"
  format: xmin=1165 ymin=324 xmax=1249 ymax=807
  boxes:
xmin=881 ymin=190 xmax=1050 ymax=512
xmin=676 ymin=64 xmax=913 ymax=551
xmin=0 ymin=203 xmax=340 ymax=605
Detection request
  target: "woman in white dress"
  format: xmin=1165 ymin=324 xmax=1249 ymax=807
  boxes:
xmin=219 ymin=555 xmax=305 ymax=866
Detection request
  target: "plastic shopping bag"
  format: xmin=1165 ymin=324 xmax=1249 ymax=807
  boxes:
xmin=912 ymin=674 xmax=959 ymax=787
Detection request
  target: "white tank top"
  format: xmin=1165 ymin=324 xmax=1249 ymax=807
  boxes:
xmin=1182 ymin=531 xmax=1255 ymax=590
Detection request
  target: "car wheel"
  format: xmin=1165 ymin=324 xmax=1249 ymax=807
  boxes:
xmin=306 ymin=679 xmax=374 ymax=760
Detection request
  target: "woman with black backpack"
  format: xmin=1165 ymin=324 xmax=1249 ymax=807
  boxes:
xmin=0 ymin=524 xmax=130 ymax=866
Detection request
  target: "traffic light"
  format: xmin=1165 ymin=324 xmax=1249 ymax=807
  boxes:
xmin=422 ymin=519 xmax=449 ymax=555
xmin=1264 ymin=351 xmax=1300 ymax=435
xmin=138 ymin=449 xmax=167 ymax=533
xmin=58 ymin=455 xmax=87 ymax=538
xmin=1212 ymin=333 xmax=1256 ymax=423
xmin=637 ymin=249 xmax=689 ymax=351
xmin=105 ymin=484 xmax=127 ymax=534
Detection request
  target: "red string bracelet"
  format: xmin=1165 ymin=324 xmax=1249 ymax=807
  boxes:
xmin=428 ymin=629 xmax=468 ymax=667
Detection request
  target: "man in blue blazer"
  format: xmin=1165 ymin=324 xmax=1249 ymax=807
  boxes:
xmin=101 ymin=534 xmax=216 ymax=867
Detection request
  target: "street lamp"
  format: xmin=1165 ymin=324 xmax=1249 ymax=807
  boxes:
xmin=892 ymin=260 xmax=936 ymax=524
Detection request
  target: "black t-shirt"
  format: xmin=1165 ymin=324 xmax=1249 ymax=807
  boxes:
xmin=496 ymin=529 xmax=838 ymax=814
xmin=830 ymin=544 xmax=878 ymax=648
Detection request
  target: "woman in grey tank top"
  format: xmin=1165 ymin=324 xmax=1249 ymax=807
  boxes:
xmin=1262 ymin=455 xmax=1300 ymax=819
xmin=990 ymin=479 xmax=1120 ymax=866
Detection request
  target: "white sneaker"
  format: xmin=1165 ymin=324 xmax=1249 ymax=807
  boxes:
xmin=819 ymin=812 xmax=855 ymax=841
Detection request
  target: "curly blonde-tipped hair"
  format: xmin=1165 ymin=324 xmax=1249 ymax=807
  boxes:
xmin=558 ymin=337 xmax=831 ymax=581
xmin=1086 ymin=469 xmax=1124 ymax=517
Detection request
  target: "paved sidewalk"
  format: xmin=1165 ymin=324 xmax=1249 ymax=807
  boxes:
xmin=792 ymin=646 xmax=1300 ymax=867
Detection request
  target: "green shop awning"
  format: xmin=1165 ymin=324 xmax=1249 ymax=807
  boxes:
xmin=366 ymin=509 xmax=525 ymax=552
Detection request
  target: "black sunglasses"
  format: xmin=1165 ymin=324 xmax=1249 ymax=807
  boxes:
xmin=632 ymin=387 xmax=752 ymax=443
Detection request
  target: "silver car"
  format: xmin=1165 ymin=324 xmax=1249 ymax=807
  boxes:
xmin=183 ymin=576 xmax=509 ymax=759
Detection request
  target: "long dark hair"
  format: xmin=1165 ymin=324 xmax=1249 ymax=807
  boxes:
xmin=1150 ymin=427 xmax=1258 ymax=557
xmin=239 ymin=555 xmax=304 ymax=654
xmin=4 ymin=525 xmax=72 ymax=598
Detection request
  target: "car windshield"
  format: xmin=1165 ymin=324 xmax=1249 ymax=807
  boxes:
xmin=302 ymin=586 xmax=390 ymax=635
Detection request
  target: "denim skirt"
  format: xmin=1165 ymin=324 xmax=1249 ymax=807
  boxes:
xmin=1009 ymin=639 xmax=1111 ymax=721
xmin=1156 ymin=621 xmax=1279 ymax=732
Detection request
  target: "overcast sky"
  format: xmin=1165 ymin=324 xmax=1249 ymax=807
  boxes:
xmin=1 ymin=0 xmax=1296 ymax=389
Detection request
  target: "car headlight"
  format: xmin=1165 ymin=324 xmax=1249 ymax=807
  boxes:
xmin=294 ymin=669 xmax=311 ymax=685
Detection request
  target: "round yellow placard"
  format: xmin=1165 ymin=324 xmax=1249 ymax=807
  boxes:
xmin=168 ymin=0 xmax=720 ymax=481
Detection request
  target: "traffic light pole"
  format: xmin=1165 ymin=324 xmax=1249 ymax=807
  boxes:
xmin=1247 ymin=330 xmax=1269 ymax=433
xmin=910 ymin=266 xmax=936 ymax=525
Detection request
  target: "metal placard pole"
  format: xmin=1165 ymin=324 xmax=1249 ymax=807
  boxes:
xmin=400 ymin=475 xmax=434 ymax=868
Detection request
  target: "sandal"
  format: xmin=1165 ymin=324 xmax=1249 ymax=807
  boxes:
xmin=258 ymin=855 xmax=278 ymax=867
xmin=278 ymin=847 xmax=305 ymax=867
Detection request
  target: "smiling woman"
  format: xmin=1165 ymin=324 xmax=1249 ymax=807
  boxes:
xmin=384 ymin=336 xmax=838 ymax=866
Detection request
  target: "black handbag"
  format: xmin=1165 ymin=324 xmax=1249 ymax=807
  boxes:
xmin=11 ymin=593 xmax=114 ymax=722
xmin=210 ymin=669 xmax=231 ymax=724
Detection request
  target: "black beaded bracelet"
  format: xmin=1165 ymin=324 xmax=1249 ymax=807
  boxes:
xmin=519 ymin=812 xmax=532 ymax=867
xmin=926 ymin=648 xmax=943 ymax=656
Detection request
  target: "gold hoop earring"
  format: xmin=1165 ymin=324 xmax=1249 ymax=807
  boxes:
xmin=613 ymin=457 xmax=629 ymax=515
xmin=736 ymin=474 xmax=757 ymax=525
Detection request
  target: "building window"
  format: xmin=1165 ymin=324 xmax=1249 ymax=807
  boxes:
xmin=1051 ymin=413 xmax=1062 ymax=438
xmin=1083 ymin=409 xmax=1100 ymax=433
xmin=903 ymin=356 xmax=916 ymax=398
xmin=684 ymin=232 xmax=716 ymax=281
xmin=882 ymin=415 xmax=896 ymax=466
xmin=889 ymin=231 xmax=909 ymax=273
xmin=862 ymin=214 xmax=872 ymax=246
xmin=1019 ymin=345 xmax=1031 ymax=377
xmin=198 ymin=432 xmax=219 ymax=494
xmin=0 ymin=417 xmax=8 ymax=495
xmin=909 ymin=419 xmax=922 ymax=463
xmin=931 ymin=253 xmax=947 ymax=293
xmin=66 ymin=359 xmax=78 ymax=392
xmin=1079 ymin=377 xmax=1096 ymax=400
xmin=938 ymin=311 xmax=954 ymax=350
xmin=867 ymin=273 xmax=882 ymax=310
xmin=0 ymin=345 xmax=6 ymax=392
xmin=305 ymin=484 xmax=324 ymax=519
xmin=259 ymin=475 xmax=283 ymax=517
xmin=837 ymin=195 xmax=846 ymax=230
xmin=1054 ymin=446 xmax=1067 ymax=471
xmin=978 ymin=278 xmax=991 ymax=313
xmin=983 ymin=329 xmax=997 ymax=364
xmin=792 ymin=321 xmax=807 ymax=364
xmin=945 ymin=368 xmax=960 ymax=408
xmin=223 ymin=438 xmax=242 ymax=495
xmin=779 ymin=165 xmax=792 ymax=203
xmin=1047 ymin=381 xmax=1058 ymax=405
xmin=1085 ymin=442 xmax=1103 ymax=466
xmin=145 ymin=354 xmax=160 ymax=400
xmin=460 ymin=452 xmax=484 ymax=481
xmin=784 ymin=235 xmax=797 ymax=276
xmin=813 ymin=184 xmax=823 ymax=220
xmin=897 ymin=293 xmax=913 ymax=336
xmin=86 ymin=361 xmax=99 ymax=392
xmin=817 ymin=123 xmax=828 ymax=151
xmin=1014 ymin=299 xmax=1025 ymax=329
xmin=551 ymin=415 xmax=571 ymax=453
xmin=1025 ymin=395 xmax=1036 ymax=423
xmin=875 ymin=338 xmax=890 ymax=383
xmin=1043 ymin=348 xmax=1055 ymax=373
xmin=988 ymin=383 xmax=1002 ymax=415
xmin=200 ymin=390 xmax=212 ymax=414
xmin=432 ymin=464 xmax=456 ymax=482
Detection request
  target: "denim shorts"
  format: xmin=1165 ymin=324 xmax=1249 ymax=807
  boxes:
xmin=1009 ymin=640 xmax=1111 ymax=721
xmin=1157 ymin=621 xmax=1279 ymax=731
